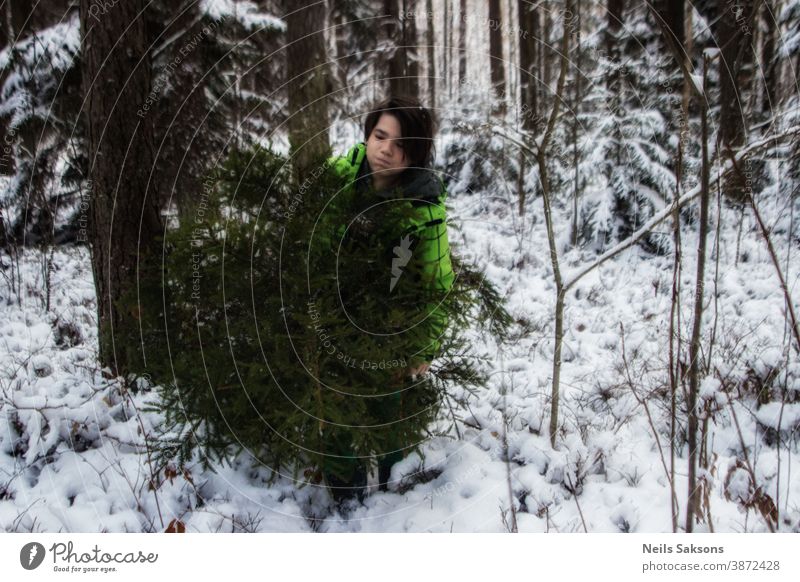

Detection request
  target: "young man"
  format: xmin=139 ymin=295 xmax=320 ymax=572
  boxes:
xmin=323 ymin=96 xmax=455 ymax=503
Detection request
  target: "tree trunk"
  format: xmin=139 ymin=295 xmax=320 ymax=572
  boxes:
xmin=718 ymin=0 xmax=757 ymax=202
xmin=653 ymin=0 xmax=684 ymax=47
xmin=458 ymin=0 xmax=467 ymax=86
xmin=285 ymin=0 xmax=331 ymax=179
xmin=0 ymin=2 xmax=13 ymax=177
xmin=444 ymin=0 xmax=450 ymax=100
xmin=449 ymin=0 xmax=457 ymax=100
xmin=401 ymin=0 xmax=420 ymax=98
xmin=570 ymin=0 xmax=583 ymax=246
xmin=8 ymin=0 xmax=31 ymax=37
xmin=426 ymin=0 xmax=436 ymax=108
xmin=334 ymin=9 xmax=349 ymax=95
xmin=489 ymin=0 xmax=506 ymax=115
xmin=384 ymin=0 xmax=419 ymax=99
xmin=606 ymin=0 xmax=624 ymax=110
xmin=606 ymin=0 xmax=624 ymax=174
xmin=80 ymin=0 xmax=164 ymax=377
xmin=540 ymin=0 xmax=575 ymax=447
xmin=517 ymin=0 xmax=538 ymax=216
xmin=518 ymin=0 xmax=538 ymax=131
xmin=385 ymin=0 xmax=400 ymax=92
xmin=686 ymin=53 xmax=712 ymax=534
xmin=761 ymin=0 xmax=778 ymax=114
xmin=646 ymin=0 xmax=705 ymax=531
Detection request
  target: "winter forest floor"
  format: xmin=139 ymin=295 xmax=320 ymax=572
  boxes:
xmin=1 ymin=172 xmax=799 ymax=533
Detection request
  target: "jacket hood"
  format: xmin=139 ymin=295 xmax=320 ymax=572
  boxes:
xmin=397 ymin=167 xmax=444 ymax=201
xmin=350 ymin=142 xmax=445 ymax=202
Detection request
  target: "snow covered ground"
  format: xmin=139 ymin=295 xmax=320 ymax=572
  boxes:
xmin=1 ymin=178 xmax=799 ymax=532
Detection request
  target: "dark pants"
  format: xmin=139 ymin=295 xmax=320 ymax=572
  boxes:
xmin=324 ymin=450 xmax=403 ymax=503
xmin=322 ymin=390 xmax=405 ymax=502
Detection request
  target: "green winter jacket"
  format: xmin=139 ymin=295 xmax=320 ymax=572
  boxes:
xmin=326 ymin=142 xmax=455 ymax=364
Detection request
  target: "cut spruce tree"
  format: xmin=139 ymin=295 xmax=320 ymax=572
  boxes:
xmin=133 ymin=145 xmax=512 ymax=488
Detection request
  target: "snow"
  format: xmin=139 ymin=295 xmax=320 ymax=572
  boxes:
xmin=2 ymin=106 xmax=800 ymax=533
xmin=756 ymin=403 xmax=800 ymax=432
xmin=0 ymin=13 xmax=80 ymax=72
xmin=0 ymin=0 xmax=797 ymax=535
xmin=200 ymin=0 xmax=286 ymax=32
xmin=688 ymin=73 xmax=704 ymax=97
xmin=2 ymin=182 xmax=798 ymax=533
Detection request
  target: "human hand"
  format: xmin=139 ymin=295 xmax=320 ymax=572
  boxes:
xmin=390 ymin=361 xmax=431 ymax=383
xmin=407 ymin=361 xmax=430 ymax=381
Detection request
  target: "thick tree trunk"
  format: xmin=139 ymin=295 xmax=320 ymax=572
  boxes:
xmin=385 ymin=0 xmax=401 ymax=91
xmin=384 ymin=0 xmax=419 ymax=99
xmin=401 ymin=0 xmax=419 ymax=98
xmin=285 ymin=0 xmax=331 ymax=179
xmin=80 ymin=0 xmax=164 ymax=377
xmin=543 ymin=0 xmax=554 ymax=89
xmin=489 ymin=0 xmax=506 ymax=115
xmin=606 ymin=0 xmax=624 ymax=185
xmin=718 ymin=0 xmax=757 ymax=202
xmin=334 ymin=8 xmax=349 ymax=94
xmin=653 ymin=0 xmax=685 ymax=47
xmin=761 ymin=0 xmax=778 ymax=114
xmin=606 ymin=0 xmax=624 ymax=109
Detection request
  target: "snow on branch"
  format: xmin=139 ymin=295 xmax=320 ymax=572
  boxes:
xmin=200 ymin=0 xmax=286 ymax=32
xmin=563 ymin=125 xmax=800 ymax=290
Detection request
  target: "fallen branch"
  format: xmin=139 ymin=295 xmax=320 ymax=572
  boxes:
xmin=561 ymin=126 xmax=800 ymax=291
xmin=484 ymin=123 xmax=800 ymax=295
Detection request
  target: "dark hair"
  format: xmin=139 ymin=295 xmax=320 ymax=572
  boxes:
xmin=363 ymin=96 xmax=437 ymax=168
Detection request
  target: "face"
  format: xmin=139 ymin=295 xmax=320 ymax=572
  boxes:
xmin=365 ymin=113 xmax=409 ymax=185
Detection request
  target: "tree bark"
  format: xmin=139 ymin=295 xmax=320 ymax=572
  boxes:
xmin=538 ymin=0 xmax=575 ymax=447
xmin=717 ymin=0 xmax=757 ymax=202
xmin=0 ymin=2 xmax=13 ymax=177
xmin=458 ymin=0 xmax=467 ymax=86
xmin=518 ymin=0 xmax=538 ymax=131
xmin=607 ymin=0 xmax=624 ymax=171
xmin=686 ymin=52 xmax=712 ymax=534
xmin=80 ymin=0 xmax=164 ymax=377
xmin=542 ymin=0 xmax=550 ymax=89
xmin=384 ymin=0 xmax=419 ymax=99
xmin=653 ymin=0 xmax=685 ymax=49
xmin=517 ymin=0 xmax=538 ymax=216
xmin=652 ymin=0 xmax=691 ymax=534
xmin=570 ymin=0 xmax=583 ymax=246
xmin=444 ymin=0 xmax=450 ymax=99
xmin=761 ymin=0 xmax=778 ymax=114
xmin=489 ymin=0 xmax=506 ymax=115
xmin=402 ymin=0 xmax=419 ymax=98
xmin=426 ymin=0 xmax=436 ymax=108
xmin=606 ymin=0 xmax=624 ymax=96
xmin=285 ymin=0 xmax=331 ymax=179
